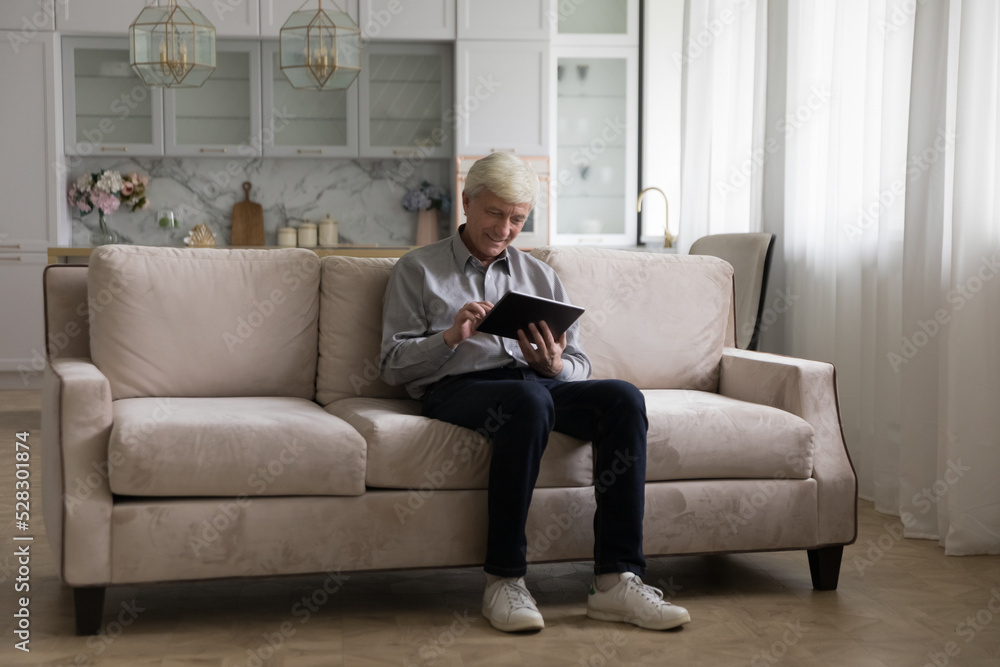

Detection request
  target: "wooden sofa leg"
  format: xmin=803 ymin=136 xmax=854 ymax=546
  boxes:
xmin=807 ymin=546 xmax=844 ymax=590
xmin=74 ymin=587 xmax=106 ymax=635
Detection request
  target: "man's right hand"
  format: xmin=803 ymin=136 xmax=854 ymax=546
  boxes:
xmin=443 ymin=301 xmax=494 ymax=349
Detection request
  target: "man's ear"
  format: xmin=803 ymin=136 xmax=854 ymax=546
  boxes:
xmin=462 ymin=191 xmax=471 ymax=216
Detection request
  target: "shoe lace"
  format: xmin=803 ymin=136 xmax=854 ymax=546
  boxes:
xmin=626 ymin=576 xmax=668 ymax=607
xmin=504 ymin=579 xmax=537 ymax=609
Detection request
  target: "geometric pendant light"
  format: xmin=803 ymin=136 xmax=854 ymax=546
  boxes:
xmin=280 ymin=0 xmax=362 ymax=90
xmin=130 ymin=0 xmax=216 ymax=88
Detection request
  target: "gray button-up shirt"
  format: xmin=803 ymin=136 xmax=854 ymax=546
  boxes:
xmin=380 ymin=226 xmax=591 ymax=399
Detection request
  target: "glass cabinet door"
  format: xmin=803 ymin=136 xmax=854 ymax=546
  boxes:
xmin=62 ymin=37 xmax=164 ymax=156
xmin=555 ymin=0 xmax=638 ymax=45
xmin=165 ymin=42 xmax=261 ymax=156
xmin=359 ymin=42 xmax=452 ymax=158
xmin=261 ymin=41 xmax=358 ymax=157
xmin=552 ymin=48 xmax=637 ymax=244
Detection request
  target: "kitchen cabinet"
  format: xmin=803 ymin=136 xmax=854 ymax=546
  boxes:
xmin=359 ymin=42 xmax=452 ymax=158
xmin=360 ymin=0 xmax=453 ymax=41
xmin=2 ymin=31 xmax=63 ymax=249
xmin=62 ymin=36 xmax=164 ymax=156
xmin=0 ymin=255 xmax=49 ymax=384
xmin=457 ymin=0 xmax=550 ymax=40
xmin=553 ymin=0 xmax=638 ymax=46
xmin=455 ymin=40 xmax=549 ymax=156
xmin=263 ymin=40 xmax=451 ymax=159
xmin=165 ymin=41 xmax=262 ymax=156
xmin=207 ymin=0 xmax=261 ymax=36
xmin=0 ymin=0 xmax=54 ymax=31
xmin=261 ymin=41 xmax=358 ymax=157
xmin=260 ymin=0 xmax=358 ymax=38
xmin=56 ymin=0 xmax=260 ymax=37
xmin=550 ymin=46 xmax=638 ymax=245
xmin=0 ymin=31 xmax=61 ymax=385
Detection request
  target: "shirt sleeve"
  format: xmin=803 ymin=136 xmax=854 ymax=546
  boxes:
xmin=547 ymin=269 xmax=592 ymax=382
xmin=379 ymin=259 xmax=456 ymax=387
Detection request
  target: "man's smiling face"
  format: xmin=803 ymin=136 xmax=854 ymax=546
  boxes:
xmin=461 ymin=189 xmax=533 ymax=263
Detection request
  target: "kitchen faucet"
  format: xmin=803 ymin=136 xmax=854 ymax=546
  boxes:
xmin=636 ymin=186 xmax=675 ymax=248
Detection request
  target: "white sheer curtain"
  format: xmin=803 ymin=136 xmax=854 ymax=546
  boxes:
xmin=678 ymin=0 xmax=1000 ymax=553
xmin=775 ymin=0 xmax=912 ymax=525
xmin=900 ymin=0 xmax=1000 ymax=553
xmin=677 ymin=0 xmax=769 ymax=251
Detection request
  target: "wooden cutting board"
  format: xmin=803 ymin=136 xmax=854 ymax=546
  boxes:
xmin=230 ymin=181 xmax=265 ymax=246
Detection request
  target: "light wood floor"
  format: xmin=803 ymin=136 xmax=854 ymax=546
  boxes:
xmin=2 ymin=389 xmax=999 ymax=666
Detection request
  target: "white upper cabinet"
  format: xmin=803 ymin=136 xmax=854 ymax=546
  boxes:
xmin=201 ymin=0 xmax=260 ymax=36
xmin=261 ymin=41 xmax=358 ymax=157
xmin=62 ymin=36 xmax=164 ymax=156
xmin=55 ymin=0 xmax=135 ymax=34
xmin=553 ymin=0 xmax=638 ymax=45
xmin=260 ymin=0 xmax=358 ymax=38
xmin=165 ymin=41 xmax=261 ymax=156
xmin=57 ymin=0 xmax=259 ymax=37
xmin=360 ymin=0 xmax=454 ymax=41
xmin=0 ymin=31 xmax=60 ymax=249
xmin=455 ymin=40 xmax=549 ymax=156
xmin=457 ymin=0 xmax=550 ymax=40
xmin=359 ymin=42 xmax=452 ymax=158
xmin=0 ymin=0 xmax=54 ymax=32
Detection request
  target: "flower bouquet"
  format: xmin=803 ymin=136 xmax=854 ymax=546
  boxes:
xmin=402 ymin=181 xmax=451 ymax=213
xmin=67 ymin=169 xmax=149 ymax=245
xmin=403 ymin=181 xmax=450 ymax=246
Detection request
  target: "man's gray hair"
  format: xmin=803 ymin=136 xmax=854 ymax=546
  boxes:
xmin=464 ymin=152 xmax=539 ymax=208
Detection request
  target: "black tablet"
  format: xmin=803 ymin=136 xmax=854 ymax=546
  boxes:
xmin=475 ymin=290 xmax=585 ymax=340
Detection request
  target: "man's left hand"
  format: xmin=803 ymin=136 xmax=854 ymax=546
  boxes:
xmin=517 ymin=321 xmax=567 ymax=378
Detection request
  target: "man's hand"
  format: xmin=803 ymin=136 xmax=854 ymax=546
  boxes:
xmin=443 ymin=301 xmax=494 ymax=349
xmin=517 ymin=321 xmax=567 ymax=378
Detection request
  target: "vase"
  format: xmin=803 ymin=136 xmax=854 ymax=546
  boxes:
xmin=416 ymin=209 xmax=439 ymax=246
xmin=90 ymin=212 xmax=119 ymax=246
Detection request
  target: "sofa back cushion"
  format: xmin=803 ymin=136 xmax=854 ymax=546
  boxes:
xmin=316 ymin=255 xmax=409 ymax=405
xmin=88 ymin=246 xmax=320 ymax=400
xmin=530 ymin=247 xmax=735 ymax=391
xmin=43 ymin=265 xmax=91 ymax=360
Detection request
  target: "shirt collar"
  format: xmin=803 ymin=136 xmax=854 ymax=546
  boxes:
xmin=451 ymin=224 xmax=511 ymax=274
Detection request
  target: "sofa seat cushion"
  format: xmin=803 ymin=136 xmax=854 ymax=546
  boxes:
xmin=108 ymin=396 xmax=366 ymax=497
xmin=325 ymin=397 xmax=594 ymax=489
xmin=643 ymin=390 xmax=815 ymax=481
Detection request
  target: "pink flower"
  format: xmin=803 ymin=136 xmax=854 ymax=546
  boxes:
xmin=121 ymin=181 xmax=134 ymax=196
xmin=91 ymin=189 xmax=121 ymax=215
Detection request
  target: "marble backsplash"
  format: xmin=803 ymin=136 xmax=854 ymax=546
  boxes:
xmin=68 ymin=157 xmax=454 ymax=247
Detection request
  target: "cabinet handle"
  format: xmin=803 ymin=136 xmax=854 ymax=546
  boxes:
xmin=297 ymin=149 xmax=322 ymax=155
xmin=0 ymin=256 xmax=23 ymax=261
xmin=0 ymin=244 xmax=23 ymax=249
xmin=491 ymin=148 xmax=517 ymax=154
xmin=100 ymin=146 xmax=128 ymax=152
xmin=199 ymin=148 xmax=227 ymax=153
xmin=392 ymin=149 xmax=420 ymax=157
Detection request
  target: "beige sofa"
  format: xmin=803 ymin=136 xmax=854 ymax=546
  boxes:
xmin=41 ymin=245 xmax=857 ymax=635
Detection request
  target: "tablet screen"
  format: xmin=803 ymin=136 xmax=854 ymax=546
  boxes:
xmin=475 ymin=291 xmax=585 ymax=340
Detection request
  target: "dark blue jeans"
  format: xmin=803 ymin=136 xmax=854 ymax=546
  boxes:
xmin=421 ymin=367 xmax=648 ymax=578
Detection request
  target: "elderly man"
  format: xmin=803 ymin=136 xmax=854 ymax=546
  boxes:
xmin=380 ymin=152 xmax=690 ymax=633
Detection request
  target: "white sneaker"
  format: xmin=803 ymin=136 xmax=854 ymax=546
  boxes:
xmin=587 ymin=573 xmax=691 ymax=630
xmin=482 ymin=577 xmax=545 ymax=632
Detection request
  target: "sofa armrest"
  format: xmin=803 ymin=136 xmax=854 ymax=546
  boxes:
xmin=718 ymin=347 xmax=857 ymax=546
xmin=42 ymin=358 xmax=113 ymax=586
